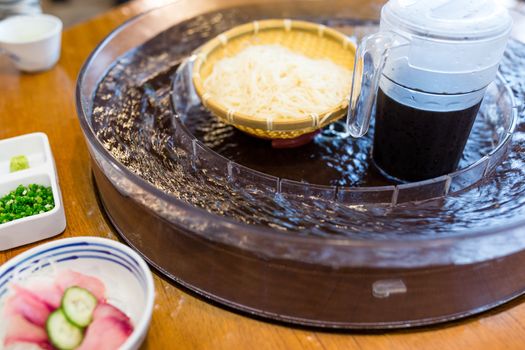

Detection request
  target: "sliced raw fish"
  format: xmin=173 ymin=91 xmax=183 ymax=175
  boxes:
xmin=4 ymin=314 xmax=51 ymax=349
xmin=77 ymin=317 xmax=133 ymax=350
xmin=93 ymin=303 xmax=130 ymax=323
xmin=55 ymin=270 xmax=106 ymax=301
xmin=4 ymin=286 xmax=53 ymax=327
xmin=23 ymin=282 xmax=63 ymax=309
xmin=2 ymin=270 xmax=119 ymax=349
xmin=5 ymin=342 xmax=52 ymax=350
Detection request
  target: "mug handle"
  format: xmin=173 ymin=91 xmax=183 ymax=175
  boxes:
xmin=346 ymin=31 xmax=409 ymax=138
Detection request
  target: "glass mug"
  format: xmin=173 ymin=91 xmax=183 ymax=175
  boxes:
xmin=346 ymin=0 xmax=512 ymax=182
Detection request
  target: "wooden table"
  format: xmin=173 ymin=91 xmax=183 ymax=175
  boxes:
xmin=1 ymin=0 xmax=525 ymax=349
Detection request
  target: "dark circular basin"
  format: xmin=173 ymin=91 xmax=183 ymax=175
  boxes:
xmin=76 ymin=0 xmax=525 ymax=328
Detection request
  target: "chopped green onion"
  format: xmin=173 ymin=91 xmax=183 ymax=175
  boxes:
xmin=0 ymin=184 xmax=54 ymax=224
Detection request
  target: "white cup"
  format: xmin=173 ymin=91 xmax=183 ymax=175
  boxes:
xmin=0 ymin=14 xmax=62 ymax=72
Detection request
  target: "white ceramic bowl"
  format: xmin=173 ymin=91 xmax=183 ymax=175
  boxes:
xmin=0 ymin=237 xmax=155 ymax=350
xmin=0 ymin=14 xmax=62 ymax=72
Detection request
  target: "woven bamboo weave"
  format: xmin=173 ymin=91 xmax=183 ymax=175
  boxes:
xmin=192 ymin=19 xmax=356 ymax=139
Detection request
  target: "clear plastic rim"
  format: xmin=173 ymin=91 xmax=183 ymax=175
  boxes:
xmin=172 ymin=56 xmax=518 ymax=206
xmin=75 ymin=0 xmax=525 ymax=261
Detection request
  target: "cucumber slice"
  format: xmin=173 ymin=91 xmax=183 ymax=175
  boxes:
xmin=46 ymin=309 xmax=83 ymax=350
xmin=62 ymin=286 xmax=98 ymax=328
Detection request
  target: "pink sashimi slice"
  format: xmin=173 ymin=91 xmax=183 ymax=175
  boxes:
xmin=77 ymin=317 xmax=133 ymax=350
xmin=4 ymin=314 xmax=52 ymax=350
xmin=22 ymin=282 xmax=63 ymax=309
xmin=93 ymin=303 xmax=130 ymax=323
xmin=4 ymin=287 xmax=53 ymax=327
xmin=5 ymin=342 xmax=54 ymax=350
xmin=55 ymin=269 xmax=106 ymax=301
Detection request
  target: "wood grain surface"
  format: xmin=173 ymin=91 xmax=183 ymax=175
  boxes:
xmin=1 ymin=0 xmax=525 ymax=349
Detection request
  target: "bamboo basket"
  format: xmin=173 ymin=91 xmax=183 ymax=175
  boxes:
xmin=192 ymin=19 xmax=357 ymax=139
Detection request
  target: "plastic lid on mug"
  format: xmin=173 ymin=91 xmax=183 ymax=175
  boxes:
xmin=379 ymin=0 xmax=513 ymax=96
xmin=383 ymin=0 xmax=512 ymax=40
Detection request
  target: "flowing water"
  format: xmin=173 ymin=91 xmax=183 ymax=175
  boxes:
xmin=91 ymin=9 xmax=525 ymax=238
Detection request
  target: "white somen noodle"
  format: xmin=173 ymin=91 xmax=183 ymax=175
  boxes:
xmin=203 ymin=44 xmax=352 ymax=120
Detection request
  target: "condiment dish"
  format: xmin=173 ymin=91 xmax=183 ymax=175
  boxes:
xmin=0 ymin=133 xmax=66 ymax=250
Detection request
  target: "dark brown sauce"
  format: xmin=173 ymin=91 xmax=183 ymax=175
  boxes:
xmin=373 ymin=88 xmax=481 ymax=182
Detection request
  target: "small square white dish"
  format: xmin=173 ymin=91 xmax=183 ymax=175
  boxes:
xmin=0 ymin=133 xmax=66 ymax=250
